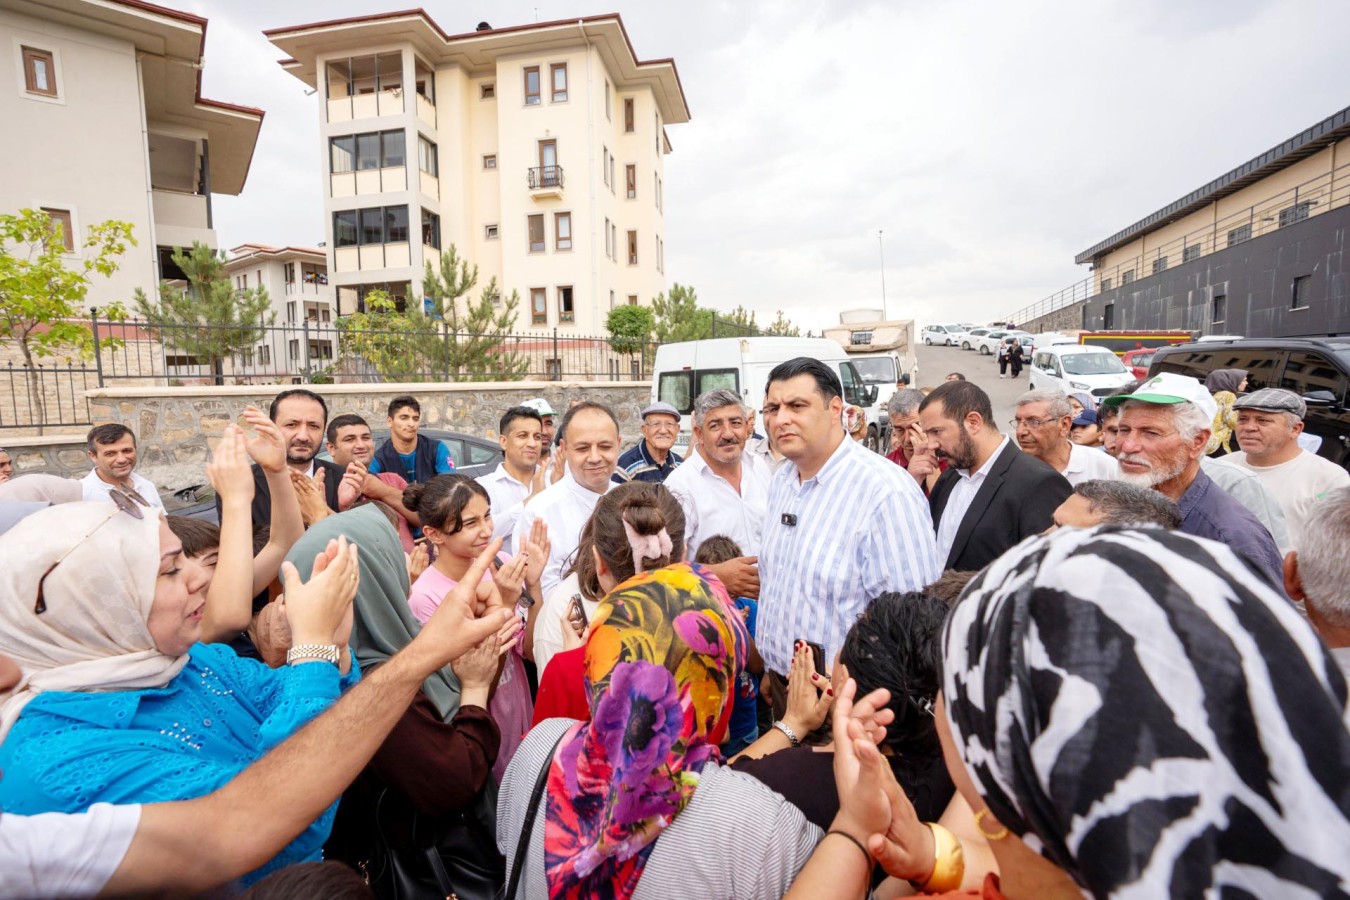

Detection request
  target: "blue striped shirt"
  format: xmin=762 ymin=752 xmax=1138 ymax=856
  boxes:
xmin=757 ymin=437 xmax=941 ymax=674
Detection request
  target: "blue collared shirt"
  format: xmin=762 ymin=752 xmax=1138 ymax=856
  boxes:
xmin=1177 ymin=468 xmax=1286 ymax=591
xmin=758 ymin=436 xmax=941 ymax=674
xmin=614 ymin=440 xmax=682 ymax=484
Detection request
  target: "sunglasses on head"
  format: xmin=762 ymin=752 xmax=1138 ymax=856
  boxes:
xmin=34 ymin=490 xmax=145 ymax=615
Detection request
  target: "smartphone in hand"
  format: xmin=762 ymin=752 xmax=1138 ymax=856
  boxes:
xmin=803 ymin=640 xmax=827 ymax=677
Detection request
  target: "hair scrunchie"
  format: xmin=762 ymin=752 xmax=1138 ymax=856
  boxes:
xmin=622 ymin=519 xmax=673 ymax=573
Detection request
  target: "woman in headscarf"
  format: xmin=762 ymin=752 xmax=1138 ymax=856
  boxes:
xmin=295 ymin=504 xmax=514 ymax=885
xmin=0 ymin=501 xmax=361 ymax=885
xmin=1205 ymin=367 xmax=1247 ymax=455
xmin=1065 ymin=391 xmax=1094 ymax=418
xmin=498 ymin=482 xmax=822 ymax=899
xmin=812 ymin=526 xmax=1350 ymax=899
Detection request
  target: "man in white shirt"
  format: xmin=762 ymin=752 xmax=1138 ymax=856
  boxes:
xmin=1214 ymin=388 xmax=1350 ymax=546
xmin=513 ymin=402 xmax=620 ymax=599
xmin=79 ymin=424 xmax=164 ymax=509
xmin=477 ymin=406 xmax=547 ymax=543
xmin=664 ymin=388 xmax=771 ymax=559
xmin=1012 ymin=388 xmax=1119 ymax=487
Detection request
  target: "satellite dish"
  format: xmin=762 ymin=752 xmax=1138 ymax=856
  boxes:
xmin=476 ymin=21 xmax=492 ymax=31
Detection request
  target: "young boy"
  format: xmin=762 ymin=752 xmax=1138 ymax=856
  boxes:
xmin=695 ymin=534 xmax=764 ymax=756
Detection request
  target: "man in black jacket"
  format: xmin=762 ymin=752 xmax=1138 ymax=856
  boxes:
xmin=919 ymin=380 xmax=1071 ymax=571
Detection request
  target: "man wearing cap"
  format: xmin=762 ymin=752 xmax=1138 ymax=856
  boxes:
xmin=1104 ymin=372 xmax=1285 ymax=588
xmin=521 ymin=397 xmax=557 ymax=446
xmin=613 ymin=401 xmax=683 ymax=484
xmin=1213 ymin=388 xmax=1349 ymax=546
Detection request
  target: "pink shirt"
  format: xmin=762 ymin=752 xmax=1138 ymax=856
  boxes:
xmin=408 ymin=560 xmax=533 ymax=781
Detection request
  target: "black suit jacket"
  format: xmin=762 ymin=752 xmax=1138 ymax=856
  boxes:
xmin=928 ymin=440 xmax=1072 ymax=571
xmin=215 ymin=459 xmax=345 ymax=530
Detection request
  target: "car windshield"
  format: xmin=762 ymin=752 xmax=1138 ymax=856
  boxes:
xmin=852 ymin=357 xmax=897 ymax=384
xmin=1062 ymin=353 xmax=1127 ymax=376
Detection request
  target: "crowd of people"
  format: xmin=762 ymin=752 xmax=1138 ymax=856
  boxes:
xmin=1 ymin=356 xmax=1349 ymax=900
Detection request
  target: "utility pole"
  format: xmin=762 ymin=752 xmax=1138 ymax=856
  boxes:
xmin=877 ymin=229 xmax=888 ymax=320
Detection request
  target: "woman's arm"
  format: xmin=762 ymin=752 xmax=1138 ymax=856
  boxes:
xmin=731 ymin=642 xmax=833 ymax=763
xmin=200 ymin=426 xmax=260 ymax=642
xmin=246 ymin=407 xmax=304 ymax=596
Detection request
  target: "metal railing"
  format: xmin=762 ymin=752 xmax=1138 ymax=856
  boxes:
xmin=1 ymin=361 xmax=96 ymax=431
xmin=527 ymin=165 xmax=565 ymax=190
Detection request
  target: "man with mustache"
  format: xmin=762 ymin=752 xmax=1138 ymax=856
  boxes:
xmin=1102 ymin=373 xmax=1285 ymax=587
xmin=920 ymin=380 xmax=1071 ymax=571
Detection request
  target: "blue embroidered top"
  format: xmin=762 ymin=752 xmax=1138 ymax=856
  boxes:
xmin=0 ymin=641 xmax=360 ymax=885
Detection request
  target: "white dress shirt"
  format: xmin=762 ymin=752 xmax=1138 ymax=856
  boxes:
xmin=512 ymin=469 xmax=615 ymax=599
xmin=80 ymin=469 xmax=164 ymax=509
xmin=531 ymin=572 xmax=602 ymax=675
xmin=664 ymin=448 xmax=771 ymax=558
xmin=477 ymin=463 xmax=532 ymax=543
xmin=935 ymin=436 xmax=1010 ymax=564
xmin=1062 ymin=441 xmax=1121 ymax=487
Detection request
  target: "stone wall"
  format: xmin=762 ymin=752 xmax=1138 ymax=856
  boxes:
xmin=1019 ymin=304 xmax=1087 ymax=336
xmin=8 ymin=381 xmax=651 ymax=494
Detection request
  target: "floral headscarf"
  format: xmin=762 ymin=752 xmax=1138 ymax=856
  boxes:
xmin=543 ymin=562 xmax=747 ymax=899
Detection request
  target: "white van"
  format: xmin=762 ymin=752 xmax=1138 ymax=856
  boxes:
xmin=651 ymin=338 xmax=881 ymax=453
xmin=1028 ymin=344 xmax=1134 ymax=400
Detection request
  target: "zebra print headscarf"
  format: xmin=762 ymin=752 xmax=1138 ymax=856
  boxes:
xmin=943 ymin=526 xmax=1350 ymax=898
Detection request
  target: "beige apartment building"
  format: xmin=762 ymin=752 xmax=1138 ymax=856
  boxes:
xmin=222 ymin=243 xmax=336 ymax=377
xmin=265 ymin=11 xmax=687 ymax=333
xmin=0 ymin=0 xmax=261 ymax=308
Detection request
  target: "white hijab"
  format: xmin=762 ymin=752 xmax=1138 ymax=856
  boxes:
xmin=0 ymin=502 xmax=189 ymax=742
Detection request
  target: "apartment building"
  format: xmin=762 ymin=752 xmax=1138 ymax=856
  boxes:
xmin=223 ymin=243 xmax=335 ymax=376
xmin=265 ymin=11 xmax=688 ymax=332
xmin=0 ymin=0 xmax=262 ymax=308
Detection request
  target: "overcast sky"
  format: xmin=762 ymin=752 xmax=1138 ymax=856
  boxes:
xmin=195 ymin=0 xmax=1350 ymax=333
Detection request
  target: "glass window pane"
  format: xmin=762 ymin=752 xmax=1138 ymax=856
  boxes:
xmin=350 ymin=56 xmax=377 ymax=95
xmin=385 ymin=206 xmax=409 ymax=243
xmin=418 ymin=136 xmax=438 ymax=176
xmin=330 ymin=136 xmax=355 ymax=173
xmin=524 ymin=67 xmax=540 ymax=104
xmin=528 ymin=215 xmax=545 ymax=252
xmin=360 ymin=208 xmax=384 ymax=244
xmin=382 ymin=130 xmax=405 ymax=168
xmin=356 ymin=133 xmax=380 ymax=170
xmin=658 ymin=372 xmax=694 ymax=413
xmin=376 ymin=53 xmax=402 ymax=91
xmin=334 ymin=211 xmax=358 ymax=247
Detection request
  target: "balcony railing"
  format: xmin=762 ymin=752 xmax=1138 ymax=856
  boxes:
xmin=528 ymin=165 xmax=565 ymax=190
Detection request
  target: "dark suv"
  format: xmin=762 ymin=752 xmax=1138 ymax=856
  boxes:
xmin=1148 ymin=336 xmax=1350 ymax=470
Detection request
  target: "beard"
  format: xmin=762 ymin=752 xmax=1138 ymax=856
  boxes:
xmin=1117 ymin=452 xmax=1187 ymax=488
xmin=940 ymin=429 xmax=979 ymax=470
xmin=287 ymin=443 xmax=318 ymax=465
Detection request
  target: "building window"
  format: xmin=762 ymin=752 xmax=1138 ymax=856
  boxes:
xmin=602 ymin=147 xmax=610 ymax=188
xmin=484 ymin=223 xmax=499 ymax=240
xmin=610 ymin=290 xmax=616 ymax=309
xmin=528 ymin=214 xmax=545 ymax=252
xmin=326 ymin=53 xmax=402 ymax=99
xmin=655 ymin=113 xmax=661 ymax=153
xmin=422 ymin=209 xmax=440 ymax=249
xmin=611 ymin=223 xmax=617 ymax=261
xmin=1121 ymin=270 xmax=1135 ymax=285
xmin=655 ymin=174 xmax=663 ymax=211
xmin=625 ymin=164 xmax=636 ymax=199
xmin=1291 ymin=275 xmax=1311 ymax=309
xmin=260 ymin=345 xmax=272 ymax=366
xmin=22 ymin=47 xmax=57 ymax=97
xmin=550 ymin=63 xmax=568 ymax=102
xmin=554 ymin=212 xmax=572 ymax=251
xmin=1279 ymin=202 xmax=1311 ymax=228
xmin=330 ymin=129 xmax=405 ymax=173
xmin=481 ymin=82 xmax=495 ymax=99
xmin=604 ymin=79 xmax=611 ymax=120
xmin=334 ymin=205 xmax=409 ymax=247
xmin=1228 ymin=223 xmax=1252 ymax=247
xmin=657 ymin=236 xmax=664 ymax=273
xmin=624 ymin=97 xmax=635 ymax=133
xmin=41 ymin=208 xmax=73 ymax=251
xmin=609 ymin=154 xmax=615 ymax=193
xmin=1103 ymin=303 xmax=1115 ymax=329
xmin=604 ymin=217 xmax=611 ymax=258
xmin=1152 ymin=256 xmax=1168 ymax=275
xmin=483 ymin=154 xmax=497 ymax=170
xmin=1100 ymin=277 xmax=1112 ymax=292
xmin=627 ymin=230 xmax=638 ymax=265
xmin=236 ymin=274 xmax=248 ymax=290
xmin=524 ymin=66 xmax=541 ymax=105
xmin=284 ymin=263 xmax=296 ymax=284
xmin=531 ymin=287 xmax=547 ymax=324
xmin=627 ymin=294 xmax=638 ymax=306
xmin=557 ymin=285 xmax=574 ymax=323
xmin=418 ymin=136 xmax=438 ymax=176
xmin=1212 ymin=294 xmax=1226 ymax=326
xmin=1183 ymin=244 xmax=1201 ymax=263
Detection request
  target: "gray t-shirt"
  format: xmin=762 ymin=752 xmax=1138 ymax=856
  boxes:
xmin=498 ymin=718 xmax=822 ymax=900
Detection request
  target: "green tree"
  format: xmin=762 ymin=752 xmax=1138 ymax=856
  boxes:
xmin=651 ymin=282 xmax=712 ymax=343
xmin=764 ymin=310 xmax=802 ymax=337
xmin=0 ymin=208 xmax=136 ymax=428
xmin=713 ymin=304 xmax=759 ymax=337
xmin=133 ymin=242 xmax=274 ymax=385
xmin=334 ymin=289 xmax=431 ymax=381
xmin=606 ymin=304 xmax=654 ymax=375
xmin=423 ymin=246 xmax=529 ymax=380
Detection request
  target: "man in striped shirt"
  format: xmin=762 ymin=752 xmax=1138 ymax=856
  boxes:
xmin=757 ymin=358 xmax=941 ymax=713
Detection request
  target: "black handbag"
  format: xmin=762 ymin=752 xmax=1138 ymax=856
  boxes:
xmin=364 ymin=787 xmax=505 ymax=900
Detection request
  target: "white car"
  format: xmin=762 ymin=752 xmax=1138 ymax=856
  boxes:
xmin=955 ymin=327 xmax=992 ymax=350
xmin=973 ymin=329 xmax=1014 ymax=355
xmin=922 ymin=324 xmax=963 ymax=346
xmin=1027 ymin=344 xmax=1134 ymax=399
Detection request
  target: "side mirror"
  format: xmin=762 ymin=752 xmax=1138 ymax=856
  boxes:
xmin=1303 ymin=390 xmax=1337 ymax=407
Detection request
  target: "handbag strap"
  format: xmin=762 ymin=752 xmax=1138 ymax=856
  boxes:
xmin=503 ymin=728 xmax=568 ymax=900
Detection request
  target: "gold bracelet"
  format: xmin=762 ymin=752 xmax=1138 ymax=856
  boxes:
xmin=912 ymin=822 xmax=965 ymax=893
xmin=974 ymin=806 xmax=1011 ymax=841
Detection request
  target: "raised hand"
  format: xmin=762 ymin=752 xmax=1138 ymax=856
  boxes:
xmin=522 ymin=517 xmax=550 ymax=591
xmin=492 ymin=551 xmax=528 ymax=607
xmin=783 ymin=641 xmax=835 ymax=738
xmin=279 ymin=536 xmax=359 ymax=649
xmin=548 ymin=447 xmax=566 ymax=484
xmin=829 ymin=679 xmax=903 ymax=857
xmin=407 ymin=542 xmax=429 ymax=582
xmin=241 ymin=405 xmax=287 ymax=474
xmin=291 ymin=468 xmax=330 ymax=526
xmin=338 ymin=461 xmax=367 ymax=511
xmin=208 ymin=425 xmax=256 ymax=507
xmin=452 ymin=632 xmax=503 ymax=691
xmin=414 ymin=538 xmax=518 ymax=671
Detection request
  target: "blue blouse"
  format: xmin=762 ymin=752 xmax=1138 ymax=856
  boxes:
xmin=0 ymin=641 xmax=360 ymax=884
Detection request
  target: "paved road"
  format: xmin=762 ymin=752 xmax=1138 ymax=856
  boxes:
xmin=914 ymin=341 xmax=1028 ymax=432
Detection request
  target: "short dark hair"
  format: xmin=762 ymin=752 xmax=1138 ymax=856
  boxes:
xmin=167 ymin=515 xmax=221 ymax=559
xmin=325 ymin=413 xmax=369 ymax=445
xmin=87 ymin=423 xmax=134 ymax=453
xmin=387 ymin=395 xmax=420 ymax=418
xmin=269 ymin=389 xmax=328 ymax=424
xmin=765 ymin=357 xmax=842 ymax=403
xmin=946 ymin=372 xmax=966 ymax=381
xmin=694 ymin=534 xmax=743 ymax=566
xmin=500 ymin=405 xmax=543 ymax=434
xmin=921 ymin=569 xmax=979 ymax=607
xmin=558 ymin=401 xmax=620 ymax=444
xmin=1073 ymin=479 xmax=1183 ymax=528
xmin=918 ymin=380 xmax=994 ymax=428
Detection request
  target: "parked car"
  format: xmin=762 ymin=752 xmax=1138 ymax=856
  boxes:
xmin=972 ymin=329 xmax=1012 ymax=355
xmin=1028 ymin=344 xmax=1134 ymax=399
xmin=1149 ymin=336 xmax=1350 ymax=470
xmin=922 ymin=324 xmax=963 ymax=346
xmin=1121 ymin=347 xmax=1159 ymax=380
xmin=955 ymin=327 xmax=992 ymax=350
xmin=974 ymin=330 xmax=1035 ymax=357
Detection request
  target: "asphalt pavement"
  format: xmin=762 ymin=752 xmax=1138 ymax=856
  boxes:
xmin=914 ymin=341 xmax=1028 ymax=432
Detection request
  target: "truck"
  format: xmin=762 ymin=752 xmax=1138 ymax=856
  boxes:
xmin=1078 ymin=331 xmax=1197 ymax=356
xmin=650 ymin=337 xmax=883 ymax=454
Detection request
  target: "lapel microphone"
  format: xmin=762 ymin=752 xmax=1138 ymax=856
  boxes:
xmin=781 ymin=513 xmax=798 ymax=527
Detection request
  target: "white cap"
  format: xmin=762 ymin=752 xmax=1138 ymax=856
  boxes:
xmin=521 ymin=397 xmax=556 ymax=417
xmin=1102 ymin=372 xmax=1217 ymax=421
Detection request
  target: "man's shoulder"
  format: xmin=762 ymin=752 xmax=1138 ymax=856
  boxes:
xmin=1295 ymin=450 xmax=1350 ymax=481
xmin=617 ymin=443 xmax=646 ymax=466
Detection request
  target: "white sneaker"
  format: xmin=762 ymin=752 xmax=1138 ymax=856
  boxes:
xmin=999 ymin=374 xmax=1006 ymax=378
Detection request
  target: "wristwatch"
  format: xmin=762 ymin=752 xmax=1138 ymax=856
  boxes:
xmin=287 ymin=643 xmax=341 ymax=666
xmin=772 ymin=720 xmax=801 ymax=747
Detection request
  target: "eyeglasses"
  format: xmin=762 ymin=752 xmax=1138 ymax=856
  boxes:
xmin=34 ymin=490 xmax=144 ymax=615
xmin=1009 ymin=417 xmax=1061 ymax=430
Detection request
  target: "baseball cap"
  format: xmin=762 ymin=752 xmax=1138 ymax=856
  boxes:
xmin=521 ymin=397 xmax=556 ymax=417
xmin=1072 ymin=409 xmax=1099 ymax=428
xmin=1233 ymin=387 xmax=1306 ymax=419
xmin=1100 ymin=372 xmax=1217 ymax=420
xmin=641 ymin=401 xmax=681 ymax=420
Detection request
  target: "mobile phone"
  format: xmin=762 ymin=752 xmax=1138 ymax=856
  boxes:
xmin=566 ymin=594 xmax=589 ymax=634
xmin=803 ymin=640 xmax=827 ymax=678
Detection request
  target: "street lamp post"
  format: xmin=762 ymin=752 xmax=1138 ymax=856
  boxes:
xmin=877 ymin=229 xmax=888 ymax=320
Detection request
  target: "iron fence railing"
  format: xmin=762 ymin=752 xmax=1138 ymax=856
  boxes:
xmin=1 ymin=361 xmax=96 ymax=430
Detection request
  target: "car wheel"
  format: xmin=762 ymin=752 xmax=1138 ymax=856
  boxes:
xmin=961 ymin=341 xmax=970 ymax=350
xmin=924 ymin=337 xmax=932 ymax=346
xmin=865 ymin=425 xmax=880 ymax=454
xmin=980 ymin=345 xmax=990 ymax=355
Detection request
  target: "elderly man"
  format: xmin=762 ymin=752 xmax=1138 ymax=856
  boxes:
xmin=614 ymin=401 xmax=683 ymax=483
xmin=1052 ymin=479 xmax=1183 ymax=529
xmin=1012 ymin=388 xmax=1120 ymax=487
xmin=920 ymin=380 xmax=1072 ymax=571
xmin=664 ymin=388 xmax=770 ymax=561
xmin=886 ymin=387 xmax=947 ymax=494
xmin=1214 ymin=388 xmax=1349 ymax=546
xmin=1102 ymin=372 xmax=1285 ymax=587
xmin=1284 ymin=487 xmax=1350 ymax=679
xmin=758 ymin=358 xmax=939 ymax=707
